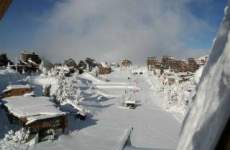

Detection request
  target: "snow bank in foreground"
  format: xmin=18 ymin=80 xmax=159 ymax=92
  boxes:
xmin=177 ymin=3 xmax=230 ymax=150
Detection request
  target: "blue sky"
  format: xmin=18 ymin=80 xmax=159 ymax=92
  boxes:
xmin=185 ymin=0 xmax=228 ymax=49
xmin=0 ymin=0 xmax=55 ymax=54
xmin=0 ymin=0 xmax=229 ymax=62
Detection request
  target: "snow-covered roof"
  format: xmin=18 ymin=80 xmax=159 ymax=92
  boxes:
xmin=131 ymin=67 xmax=146 ymax=73
xmin=2 ymin=96 xmax=65 ymax=125
xmin=21 ymin=51 xmax=38 ymax=55
xmin=2 ymin=84 xmax=31 ymax=93
xmin=100 ymin=62 xmax=110 ymax=68
xmin=124 ymin=100 xmax=136 ymax=104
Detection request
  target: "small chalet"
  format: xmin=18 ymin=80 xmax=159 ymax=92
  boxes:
xmin=98 ymin=62 xmax=112 ymax=75
xmin=1 ymin=96 xmax=67 ymax=142
xmin=1 ymin=84 xmax=33 ymax=98
xmin=121 ymin=59 xmax=132 ymax=68
xmin=20 ymin=51 xmax=42 ymax=66
xmin=13 ymin=51 xmax=42 ymax=74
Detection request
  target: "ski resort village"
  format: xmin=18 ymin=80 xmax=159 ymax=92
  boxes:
xmin=0 ymin=51 xmax=206 ymax=149
xmin=0 ymin=0 xmax=230 ymax=150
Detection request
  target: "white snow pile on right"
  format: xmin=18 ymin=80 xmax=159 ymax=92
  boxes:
xmin=177 ymin=3 xmax=230 ymax=150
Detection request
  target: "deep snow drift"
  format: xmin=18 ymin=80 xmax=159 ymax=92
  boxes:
xmin=177 ymin=3 xmax=230 ymax=150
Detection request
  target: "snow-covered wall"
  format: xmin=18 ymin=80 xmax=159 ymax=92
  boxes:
xmin=177 ymin=1 xmax=230 ymax=150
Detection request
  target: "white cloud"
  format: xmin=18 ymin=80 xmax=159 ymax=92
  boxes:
xmin=34 ymin=0 xmax=211 ymax=63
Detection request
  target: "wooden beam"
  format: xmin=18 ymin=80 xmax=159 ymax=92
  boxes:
xmin=0 ymin=0 xmax=12 ymax=20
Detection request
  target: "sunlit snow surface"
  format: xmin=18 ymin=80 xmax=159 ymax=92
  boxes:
xmin=32 ymin=69 xmax=180 ymax=150
xmin=0 ymin=68 xmax=180 ymax=150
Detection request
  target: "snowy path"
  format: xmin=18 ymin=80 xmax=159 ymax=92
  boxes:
xmin=126 ymin=76 xmax=180 ymax=149
xmin=93 ymin=73 xmax=180 ymax=149
xmin=31 ymin=71 xmax=180 ymax=150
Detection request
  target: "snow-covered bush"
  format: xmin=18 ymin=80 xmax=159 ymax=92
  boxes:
xmin=163 ymin=79 xmax=196 ymax=116
xmin=146 ymin=68 xmax=203 ymax=121
xmin=3 ymin=128 xmax=30 ymax=144
xmin=53 ymin=72 xmax=83 ymax=104
xmin=39 ymin=66 xmax=94 ymax=110
xmin=39 ymin=60 xmax=54 ymax=75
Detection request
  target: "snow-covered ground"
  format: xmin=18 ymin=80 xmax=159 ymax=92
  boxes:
xmin=144 ymin=67 xmax=203 ymax=123
xmin=0 ymin=67 xmax=181 ymax=150
xmin=31 ymin=69 xmax=180 ymax=150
